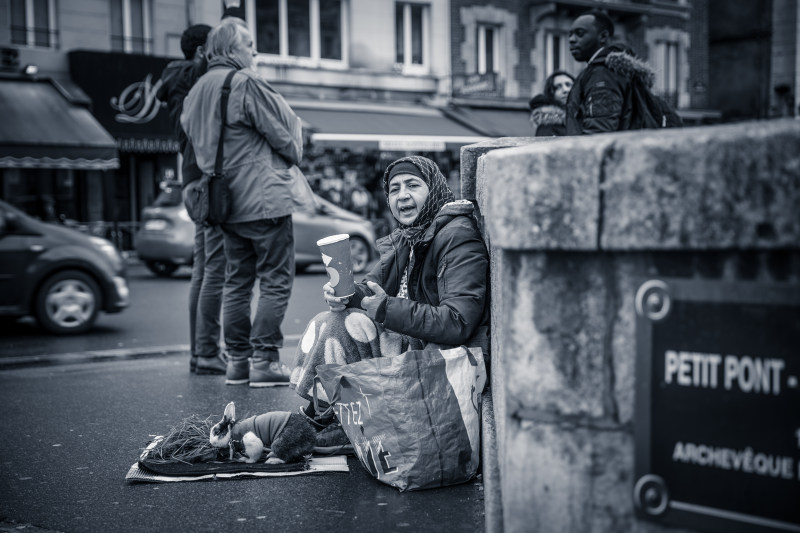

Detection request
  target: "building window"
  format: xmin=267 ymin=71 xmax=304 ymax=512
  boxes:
xmin=288 ymin=0 xmax=310 ymax=57
xmin=477 ymin=24 xmax=499 ymax=74
xmin=545 ymin=31 xmax=571 ymax=76
xmin=319 ymin=0 xmax=342 ymax=60
xmin=395 ymin=2 xmax=428 ymax=71
xmin=250 ymin=0 xmax=344 ymax=64
xmin=9 ymin=0 xmax=57 ymax=48
xmin=654 ymin=40 xmax=679 ymax=106
xmin=110 ymin=0 xmax=152 ymax=54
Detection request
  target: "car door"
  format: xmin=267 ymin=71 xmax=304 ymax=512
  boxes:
xmin=292 ymin=200 xmax=331 ymax=266
xmin=0 ymin=206 xmax=42 ymax=312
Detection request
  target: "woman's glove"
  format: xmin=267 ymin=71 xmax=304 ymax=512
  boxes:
xmin=361 ymin=281 xmax=388 ymax=320
xmin=323 ymin=282 xmax=350 ymax=312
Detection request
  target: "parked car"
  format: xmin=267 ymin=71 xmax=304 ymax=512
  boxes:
xmin=135 ymin=184 xmax=378 ymax=277
xmin=0 ymin=199 xmax=130 ymax=334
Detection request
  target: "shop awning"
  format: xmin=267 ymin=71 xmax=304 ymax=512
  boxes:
xmin=290 ymin=101 xmax=489 ymax=151
xmin=442 ymin=105 xmax=536 ymax=138
xmin=0 ymin=78 xmax=119 ymax=170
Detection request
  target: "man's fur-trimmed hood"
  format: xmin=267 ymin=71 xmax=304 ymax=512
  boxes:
xmin=591 ymin=45 xmax=655 ymax=88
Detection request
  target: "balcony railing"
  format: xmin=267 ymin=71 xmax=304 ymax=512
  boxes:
xmin=10 ymin=25 xmax=59 ymax=49
xmin=110 ymin=35 xmax=153 ymax=54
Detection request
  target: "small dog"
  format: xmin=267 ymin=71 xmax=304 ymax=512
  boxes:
xmin=209 ymin=402 xmax=317 ymax=464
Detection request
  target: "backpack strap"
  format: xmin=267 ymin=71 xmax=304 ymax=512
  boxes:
xmin=213 ymin=69 xmax=237 ymax=177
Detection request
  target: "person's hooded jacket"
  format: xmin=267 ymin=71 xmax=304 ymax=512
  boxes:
xmin=181 ymin=57 xmax=303 ymax=223
xmin=158 ymin=59 xmax=207 ymax=183
xmin=346 ymin=199 xmax=490 ymax=354
xmin=565 ymin=44 xmax=655 ymax=135
xmin=158 ymin=59 xmax=204 ymax=152
xmin=528 ymin=94 xmax=567 ymax=136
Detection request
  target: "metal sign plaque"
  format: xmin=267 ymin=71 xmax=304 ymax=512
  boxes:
xmin=634 ymin=279 xmax=800 ymax=533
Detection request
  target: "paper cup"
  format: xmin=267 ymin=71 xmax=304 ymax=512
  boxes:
xmin=317 ymin=233 xmax=356 ymax=297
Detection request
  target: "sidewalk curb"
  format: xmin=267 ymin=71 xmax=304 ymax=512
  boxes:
xmin=0 ymin=334 xmax=303 ymax=370
xmin=0 ymin=344 xmax=191 ymax=370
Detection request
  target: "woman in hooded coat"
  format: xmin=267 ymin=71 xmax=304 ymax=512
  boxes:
xmin=290 ymin=155 xmax=490 ymax=412
xmin=529 ymin=70 xmax=575 ymax=136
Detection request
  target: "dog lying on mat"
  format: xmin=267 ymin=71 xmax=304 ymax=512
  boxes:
xmin=209 ymin=402 xmax=345 ymax=464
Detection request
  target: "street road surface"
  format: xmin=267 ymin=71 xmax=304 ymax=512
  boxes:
xmin=0 ymin=262 xmax=331 ymax=360
xmin=0 ymin=357 xmax=485 ymax=533
xmin=0 ymin=260 xmax=486 ymax=532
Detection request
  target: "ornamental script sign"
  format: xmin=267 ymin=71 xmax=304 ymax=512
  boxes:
xmin=110 ymin=73 xmax=164 ymax=124
xmin=633 ymin=279 xmax=800 ymax=532
xmin=68 ymin=50 xmax=173 ymax=140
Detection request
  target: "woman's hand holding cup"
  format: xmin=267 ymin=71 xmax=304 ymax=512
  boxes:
xmin=323 ymin=281 xmax=350 ymax=312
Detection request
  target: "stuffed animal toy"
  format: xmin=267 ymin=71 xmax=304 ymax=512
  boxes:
xmin=210 ymin=402 xmax=318 ymax=464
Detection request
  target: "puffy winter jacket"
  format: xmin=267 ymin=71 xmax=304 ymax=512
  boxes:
xmin=529 ymin=94 xmax=567 ymax=137
xmin=347 ymin=200 xmax=490 ymax=352
xmin=181 ymin=59 xmax=303 ymax=223
xmin=565 ymin=44 xmax=655 ymax=135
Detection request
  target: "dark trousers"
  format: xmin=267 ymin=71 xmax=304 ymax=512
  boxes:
xmin=188 ymin=223 xmax=225 ymax=358
xmin=221 ymin=215 xmax=295 ymax=362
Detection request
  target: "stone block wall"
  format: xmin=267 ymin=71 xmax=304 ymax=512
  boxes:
xmin=463 ymin=120 xmax=800 ymax=533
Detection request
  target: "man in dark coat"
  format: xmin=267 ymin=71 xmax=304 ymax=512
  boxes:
xmin=158 ymin=25 xmax=209 ymax=156
xmin=157 ymin=23 xmax=228 ymax=375
xmin=565 ymin=10 xmax=634 ymax=135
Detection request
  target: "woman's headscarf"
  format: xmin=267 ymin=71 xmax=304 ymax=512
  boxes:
xmin=383 ymin=155 xmax=455 ymax=247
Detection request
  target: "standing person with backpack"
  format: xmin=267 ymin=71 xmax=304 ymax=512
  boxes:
xmin=157 ymin=3 xmax=246 ymax=376
xmin=565 ymin=10 xmax=681 ymax=135
xmin=181 ymin=18 xmax=304 ymax=387
xmin=158 ymin=23 xmax=228 ymax=376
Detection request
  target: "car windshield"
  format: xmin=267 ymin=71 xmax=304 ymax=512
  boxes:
xmin=153 ymin=183 xmax=182 ymax=207
xmin=0 ymin=199 xmax=26 ymax=217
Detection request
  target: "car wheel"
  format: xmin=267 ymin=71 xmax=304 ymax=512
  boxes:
xmin=146 ymin=260 xmax=179 ymax=277
xmin=35 ymin=270 xmax=101 ymax=335
xmin=350 ymin=237 xmax=370 ymax=273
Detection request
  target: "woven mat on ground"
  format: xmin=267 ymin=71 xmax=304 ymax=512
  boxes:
xmin=126 ymin=437 xmax=350 ymax=483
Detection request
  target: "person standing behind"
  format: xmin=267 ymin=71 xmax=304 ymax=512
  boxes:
xmin=566 ymin=10 xmax=638 ymax=135
xmin=342 ymin=170 xmax=371 ymax=218
xmin=157 ymin=23 xmax=227 ymax=375
xmin=529 ymin=70 xmax=574 ymax=136
xmin=181 ymin=18 xmax=304 ymax=387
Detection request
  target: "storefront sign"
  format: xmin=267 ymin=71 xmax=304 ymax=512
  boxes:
xmin=452 ymin=73 xmax=503 ymax=97
xmin=111 ymin=73 xmax=164 ymax=124
xmin=68 ymin=50 xmax=174 ymax=144
xmin=634 ymin=279 xmax=800 ymax=532
xmin=378 ymin=139 xmax=447 ymax=152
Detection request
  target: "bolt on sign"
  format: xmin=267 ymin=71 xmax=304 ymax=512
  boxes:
xmin=633 ymin=279 xmax=800 ymax=532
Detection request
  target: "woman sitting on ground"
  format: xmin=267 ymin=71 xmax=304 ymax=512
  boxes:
xmin=528 ymin=70 xmax=575 ymax=136
xmin=290 ymin=155 xmax=490 ymax=416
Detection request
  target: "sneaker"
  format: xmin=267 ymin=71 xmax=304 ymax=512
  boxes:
xmin=196 ymin=353 xmax=227 ymax=375
xmin=225 ymin=358 xmax=250 ymax=385
xmin=189 ymin=355 xmax=198 ymax=373
xmin=249 ymin=360 xmax=291 ymax=388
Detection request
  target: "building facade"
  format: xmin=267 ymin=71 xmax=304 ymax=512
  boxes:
xmin=446 ymin=0 xmax=700 ymax=135
xmin=1 ymin=0 xmax=798 ymax=249
xmin=0 ymin=0 xmax=488 ymax=247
